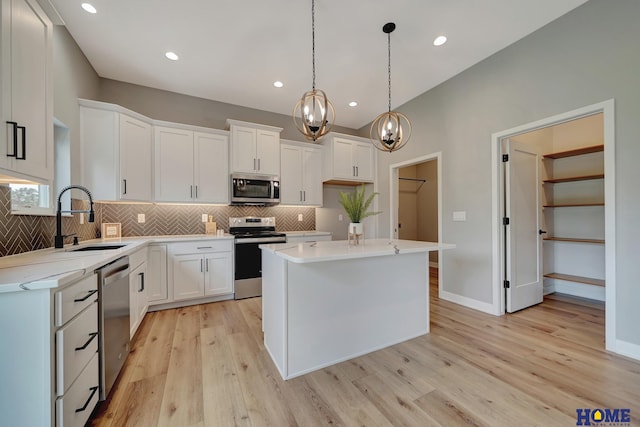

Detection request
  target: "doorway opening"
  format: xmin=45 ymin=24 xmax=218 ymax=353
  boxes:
xmin=491 ymin=99 xmax=616 ymax=351
xmin=390 ymin=152 xmax=442 ymax=296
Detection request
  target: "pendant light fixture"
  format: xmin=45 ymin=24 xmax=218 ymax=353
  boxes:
xmin=370 ymin=22 xmax=411 ymax=153
xmin=293 ymin=0 xmax=335 ymax=142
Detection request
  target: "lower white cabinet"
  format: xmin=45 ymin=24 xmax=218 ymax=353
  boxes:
xmin=0 ymin=273 xmax=100 ymax=427
xmin=147 ymin=244 xmax=168 ymax=304
xmin=169 ymin=240 xmax=234 ymax=301
xmin=129 ymin=259 xmax=148 ymax=339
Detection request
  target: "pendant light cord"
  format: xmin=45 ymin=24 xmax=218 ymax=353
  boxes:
xmin=387 ymin=31 xmax=392 ymax=113
xmin=311 ymin=0 xmax=316 ymax=91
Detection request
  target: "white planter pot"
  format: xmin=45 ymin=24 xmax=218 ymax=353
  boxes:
xmin=348 ymin=222 xmax=364 ymax=235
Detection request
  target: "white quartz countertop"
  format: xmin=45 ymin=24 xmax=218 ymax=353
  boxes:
xmin=283 ymin=231 xmax=332 ymax=236
xmin=260 ymin=239 xmax=455 ymax=264
xmin=0 ymin=234 xmax=233 ymax=293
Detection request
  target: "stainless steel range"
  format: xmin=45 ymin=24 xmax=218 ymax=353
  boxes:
xmin=229 ymin=217 xmax=286 ymax=299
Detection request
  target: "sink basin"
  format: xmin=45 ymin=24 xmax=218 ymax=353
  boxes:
xmin=69 ymin=244 xmax=127 ymax=252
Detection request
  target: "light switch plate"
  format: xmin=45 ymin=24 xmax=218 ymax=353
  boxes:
xmin=453 ymin=211 xmax=467 ymax=222
xmin=298 ymin=214 xmax=303 ymax=221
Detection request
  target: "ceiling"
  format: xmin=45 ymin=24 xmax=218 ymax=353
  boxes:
xmin=49 ymin=0 xmax=589 ymax=130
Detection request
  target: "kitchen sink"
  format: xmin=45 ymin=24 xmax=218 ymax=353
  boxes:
xmin=68 ymin=244 xmax=127 ymax=252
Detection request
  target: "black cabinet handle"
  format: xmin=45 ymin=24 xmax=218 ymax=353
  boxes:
xmin=17 ymin=125 xmax=26 ymax=160
xmin=75 ymin=332 xmax=98 ymax=351
xmin=122 ymin=179 xmax=127 ymax=195
xmin=75 ymin=386 xmax=99 ymax=413
xmin=139 ymin=272 xmax=145 ymax=292
xmin=6 ymin=121 xmax=17 ymax=157
xmin=74 ymin=289 xmax=98 ymax=302
xmin=539 ymin=229 xmax=548 ymax=235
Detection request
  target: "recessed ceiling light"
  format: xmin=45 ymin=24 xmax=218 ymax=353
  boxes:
xmin=273 ymin=81 xmax=284 ymax=88
xmin=433 ymin=35 xmax=447 ymax=46
xmin=348 ymin=101 xmax=358 ymax=107
xmin=165 ymin=52 xmax=179 ymax=61
xmin=81 ymin=3 xmax=97 ymax=14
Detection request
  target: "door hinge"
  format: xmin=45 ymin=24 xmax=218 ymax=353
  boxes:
xmin=503 ymin=217 xmax=510 ymax=226
xmin=504 ymin=280 xmax=510 ymax=289
xmin=502 ymin=154 xmax=509 ymax=162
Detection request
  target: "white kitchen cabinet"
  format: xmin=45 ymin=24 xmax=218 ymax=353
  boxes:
xmin=129 ymin=260 xmax=148 ymax=339
xmin=280 ymin=140 xmax=322 ymax=206
xmin=0 ymin=273 xmax=99 ymax=427
xmin=323 ymin=133 xmax=375 ymax=183
xmin=154 ymin=124 xmax=229 ymax=203
xmin=169 ymin=240 xmax=234 ymax=301
xmin=147 ymin=244 xmax=168 ymax=304
xmin=80 ymin=100 xmax=153 ymax=201
xmin=227 ymin=119 xmax=282 ymax=175
xmin=0 ymin=0 xmax=53 ymax=183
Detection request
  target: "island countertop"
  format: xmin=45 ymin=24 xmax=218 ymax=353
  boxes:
xmin=260 ymin=238 xmax=455 ymax=264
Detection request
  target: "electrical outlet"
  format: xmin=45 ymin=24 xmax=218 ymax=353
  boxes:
xmin=298 ymin=213 xmax=303 ymax=222
xmin=137 ymin=214 xmax=145 ymax=224
xmin=201 ymin=214 xmax=208 ymax=223
xmin=338 ymin=214 xmax=343 ymax=221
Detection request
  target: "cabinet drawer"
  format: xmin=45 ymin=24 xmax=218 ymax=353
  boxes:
xmin=169 ymin=240 xmax=232 ymax=255
xmin=56 ymin=352 xmax=99 ymax=427
xmin=56 ymin=302 xmax=98 ymax=396
xmin=55 ymin=274 xmax=98 ymax=327
xmin=129 ymin=247 xmax=147 ymax=270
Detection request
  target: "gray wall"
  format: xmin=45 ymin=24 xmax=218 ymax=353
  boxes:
xmin=360 ymin=0 xmax=639 ymax=347
xmin=98 ymin=79 xmax=357 ymax=141
xmin=53 ymin=26 xmax=101 ymax=183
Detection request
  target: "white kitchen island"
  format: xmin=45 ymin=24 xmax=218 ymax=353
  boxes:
xmin=260 ymin=239 xmax=455 ymax=380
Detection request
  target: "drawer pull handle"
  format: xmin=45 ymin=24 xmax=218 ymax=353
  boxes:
xmin=197 ymin=246 xmax=213 ymax=249
xmin=75 ymin=332 xmax=98 ymax=351
xmin=74 ymin=289 xmax=98 ymax=302
xmin=75 ymin=386 xmax=99 ymax=413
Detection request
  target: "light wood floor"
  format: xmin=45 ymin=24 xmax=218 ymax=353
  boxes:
xmin=89 ymin=277 xmax=640 ymax=426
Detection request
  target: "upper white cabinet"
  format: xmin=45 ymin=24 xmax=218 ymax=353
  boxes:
xmin=80 ymin=100 xmax=152 ymax=201
xmin=0 ymin=0 xmax=53 ymax=183
xmin=323 ymin=133 xmax=375 ymax=183
xmin=280 ymin=140 xmax=322 ymax=206
xmin=154 ymin=124 xmax=229 ymax=203
xmin=227 ymin=119 xmax=282 ymax=175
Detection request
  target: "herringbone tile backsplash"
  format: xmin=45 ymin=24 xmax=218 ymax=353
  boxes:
xmin=0 ymin=185 xmax=315 ymax=257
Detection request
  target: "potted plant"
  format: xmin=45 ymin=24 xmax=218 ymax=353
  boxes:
xmin=338 ymin=184 xmax=381 ymax=242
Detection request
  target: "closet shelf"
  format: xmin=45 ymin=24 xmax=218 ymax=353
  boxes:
xmin=543 ymin=174 xmax=604 ymax=184
xmin=543 ymin=237 xmax=604 ymax=244
xmin=543 ymin=144 xmax=604 ymax=159
xmin=544 ymin=273 xmax=605 ymax=287
xmin=543 ymin=202 xmax=604 ymax=208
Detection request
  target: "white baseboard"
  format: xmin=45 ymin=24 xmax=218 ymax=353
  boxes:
xmin=439 ymin=290 xmax=498 ymax=315
xmin=611 ymin=339 xmax=640 ymax=361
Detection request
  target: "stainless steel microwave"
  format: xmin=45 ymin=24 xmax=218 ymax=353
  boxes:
xmin=230 ymin=174 xmax=280 ymax=205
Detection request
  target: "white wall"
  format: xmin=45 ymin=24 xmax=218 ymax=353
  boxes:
xmin=360 ymin=0 xmax=640 ymax=349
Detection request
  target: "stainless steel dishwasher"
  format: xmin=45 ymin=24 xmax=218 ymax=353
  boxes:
xmin=97 ymin=256 xmax=130 ymax=400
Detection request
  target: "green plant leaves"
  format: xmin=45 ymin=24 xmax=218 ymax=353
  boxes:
xmin=338 ymin=184 xmax=381 ymax=223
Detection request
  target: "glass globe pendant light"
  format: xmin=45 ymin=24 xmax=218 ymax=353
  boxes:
xmin=293 ymin=0 xmax=335 ymax=142
xmin=370 ymin=22 xmax=411 ymax=152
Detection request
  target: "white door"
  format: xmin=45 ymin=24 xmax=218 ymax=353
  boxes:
xmin=332 ymin=138 xmax=354 ymax=179
xmin=505 ymin=140 xmax=543 ymax=312
xmin=353 ymin=142 xmax=374 ymax=182
xmin=172 ymin=254 xmax=204 ymax=300
xmin=154 ymin=126 xmax=193 ymax=202
xmin=280 ymin=144 xmax=302 ymax=204
xmin=302 ymin=146 xmax=323 ymax=205
xmin=204 ymin=252 xmax=233 ymax=296
xmin=255 ymin=129 xmax=280 ymax=175
xmin=194 ymin=131 xmax=228 ymax=203
xmin=231 ymin=126 xmax=257 ymax=173
xmin=120 ymin=114 xmax=152 ymax=201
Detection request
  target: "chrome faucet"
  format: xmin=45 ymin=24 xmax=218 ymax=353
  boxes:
xmin=55 ymin=185 xmax=95 ymax=248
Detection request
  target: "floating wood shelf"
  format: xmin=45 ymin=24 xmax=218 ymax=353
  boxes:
xmin=544 ymin=273 xmax=605 ymax=287
xmin=543 ymin=174 xmax=604 ymax=184
xmin=543 ymin=144 xmax=604 ymax=159
xmin=543 ymin=203 xmax=604 ymax=208
xmin=543 ymin=237 xmax=604 ymax=244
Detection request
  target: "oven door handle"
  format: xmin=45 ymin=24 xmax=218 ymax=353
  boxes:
xmin=234 ymin=237 xmax=287 ymax=244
